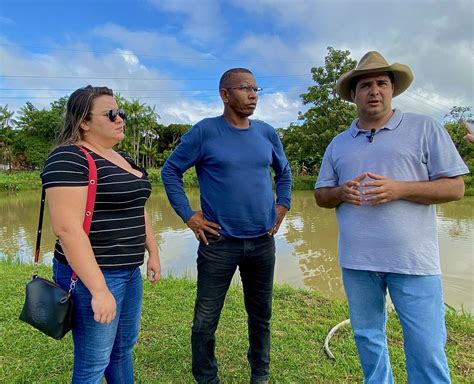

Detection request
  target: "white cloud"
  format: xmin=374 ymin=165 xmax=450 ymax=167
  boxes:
xmin=1 ymin=0 xmax=472 ymax=129
xmin=147 ymin=0 xmax=226 ymax=45
xmin=393 ymin=88 xmax=466 ymax=122
xmin=157 ymin=99 xmax=222 ymax=125
xmin=230 ymin=34 xmax=318 ymax=75
xmin=230 ymin=0 xmax=473 ymax=110
xmin=143 ymin=90 xmax=303 ymax=128
xmin=117 ymin=49 xmax=141 ymax=68
xmin=0 ymin=34 xmax=304 ymax=128
xmin=0 ymin=41 xmax=180 ymax=114
xmin=92 ymin=23 xmax=212 ymax=65
xmin=253 ymin=91 xmax=302 ymax=128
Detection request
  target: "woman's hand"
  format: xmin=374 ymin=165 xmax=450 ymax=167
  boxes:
xmin=91 ymin=289 xmax=116 ymax=323
xmin=144 ymin=209 xmax=161 ymax=285
xmin=147 ymin=255 xmax=161 ymax=285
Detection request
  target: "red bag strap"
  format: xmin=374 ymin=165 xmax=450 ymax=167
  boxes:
xmin=78 ymin=146 xmax=97 ymax=235
xmin=34 ymin=146 xmax=97 ymax=279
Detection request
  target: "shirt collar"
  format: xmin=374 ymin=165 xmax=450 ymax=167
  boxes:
xmin=350 ymin=109 xmax=403 ymax=138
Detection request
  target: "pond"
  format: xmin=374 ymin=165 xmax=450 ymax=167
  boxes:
xmin=1 ymin=188 xmax=472 ymax=312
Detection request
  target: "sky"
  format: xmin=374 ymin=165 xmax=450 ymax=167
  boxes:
xmin=0 ymin=0 xmax=473 ymax=128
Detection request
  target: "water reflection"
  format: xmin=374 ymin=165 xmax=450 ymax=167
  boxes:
xmin=436 ymin=201 xmax=474 ymax=313
xmin=1 ymin=188 xmax=472 ymax=312
xmin=281 ymin=191 xmax=343 ymax=297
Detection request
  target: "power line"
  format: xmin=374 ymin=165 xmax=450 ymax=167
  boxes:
xmin=0 ymin=94 xmax=222 ymax=100
xmin=0 ymin=88 xmax=218 ymax=92
xmin=0 ymin=84 xmax=308 ymax=92
xmin=0 ymin=43 xmax=318 ymax=64
xmin=392 ymin=98 xmax=443 ymax=120
xmin=402 ymin=91 xmax=451 ymax=113
xmin=0 ymin=84 xmax=460 ymax=116
xmin=408 ymin=90 xmax=455 ymax=109
xmin=0 ymin=84 xmax=461 ymax=114
xmin=0 ymin=88 xmax=453 ymax=116
xmin=0 ymin=74 xmax=309 ymax=80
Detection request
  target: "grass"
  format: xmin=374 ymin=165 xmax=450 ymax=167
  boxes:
xmin=1 ymin=169 xmax=473 ymax=195
xmin=1 ymin=262 xmax=473 ymax=383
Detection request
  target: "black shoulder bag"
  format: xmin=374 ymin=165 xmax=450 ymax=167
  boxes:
xmin=19 ymin=147 xmax=97 ymax=340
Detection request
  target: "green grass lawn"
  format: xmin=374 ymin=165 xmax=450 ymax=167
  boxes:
xmin=1 ymin=262 xmax=472 ymax=383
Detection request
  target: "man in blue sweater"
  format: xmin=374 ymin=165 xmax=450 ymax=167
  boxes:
xmin=161 ymin=68 xmax=292 ymax=384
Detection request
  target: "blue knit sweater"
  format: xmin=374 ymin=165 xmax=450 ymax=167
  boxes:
xmin=161 ymin=115 xmax=292 ymax=238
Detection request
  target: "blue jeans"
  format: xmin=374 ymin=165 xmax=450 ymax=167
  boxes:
xmin=191 ymin=234 xmax=275 ymax=384
xmin=342 ymin=268 xmax=450 ymax=384
xmin=53 ymin=258 xmax=143 ymax=384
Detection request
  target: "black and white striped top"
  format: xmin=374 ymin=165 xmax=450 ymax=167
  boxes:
xmin=41 ymin=145 xmax=151 ymax=268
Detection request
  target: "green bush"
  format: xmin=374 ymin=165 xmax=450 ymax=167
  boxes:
xmin=292 ymin=176 xmax=315 ymax=190
xmin=146 ymin=167 xmax=198 ymax=187
xmin=0 ymin=170 xmax=41 ymax=191
xmin=146 ymin=168 xmax=162 ymax=184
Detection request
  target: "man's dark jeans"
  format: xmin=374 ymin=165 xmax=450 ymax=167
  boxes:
xmin=191 ymin=234 xmax=276 ymax=384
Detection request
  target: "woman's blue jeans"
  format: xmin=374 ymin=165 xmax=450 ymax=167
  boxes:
xmin=191 ymin=234 xmax=275 ymax=384
xmin=53 ymin=258 xmax=143 ymax=384
xmin=342 ymin=268 xmax=451 ymax=384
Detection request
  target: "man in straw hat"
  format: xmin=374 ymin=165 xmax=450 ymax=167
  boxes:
xmin=314 ymin=51 xmax=468 ymax=383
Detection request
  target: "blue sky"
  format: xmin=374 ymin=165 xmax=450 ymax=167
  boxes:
xmin=0 ymin=0 xmax=472 ymax=127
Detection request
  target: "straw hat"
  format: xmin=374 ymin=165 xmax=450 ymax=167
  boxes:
xmin=336 ymin=51 xmax=414 ymax=102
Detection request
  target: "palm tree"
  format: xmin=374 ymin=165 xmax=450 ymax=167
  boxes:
xmin=117 ymin=96 xmax=160 ymax=167
xmin=0 ymin=105 xmax=17 ymax=170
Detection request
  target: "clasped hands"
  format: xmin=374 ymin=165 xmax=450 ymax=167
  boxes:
xmin=340 ymin=172 xmax=403 ymax=206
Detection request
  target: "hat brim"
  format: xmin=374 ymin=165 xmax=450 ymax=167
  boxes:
xmin=336 ymin=63 xmax=414 ymax=102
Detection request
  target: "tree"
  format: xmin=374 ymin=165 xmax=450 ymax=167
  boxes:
xmin=280 ymin=47 xmax=358 ymax=175
xmin=154 ymin=123 xmax=190 ymax=166
xmin=0 ymin=105 xmax=17 ymax=170
xmin=444 ymin=106 xmax=474 ymax=172
xmin=116 ymin=96 xmax=160 ymax=167
xmin=0 ymin=105 xmax=16 ymax=129
xmin=15 ymin=99 xmax=65 ymax=141
xmin=140 ymin=128 xmax=160 ymax=168
xmin=156 ymin=123 xmax=190 ymax=151
xmin=12 ymin=99 xmax=66 ymax=169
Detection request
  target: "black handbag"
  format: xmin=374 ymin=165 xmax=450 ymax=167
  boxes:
xmin=19 ymin=274 xmax=75 ymax=340
xmin=19 ymin=146 xmax=97 ymax=340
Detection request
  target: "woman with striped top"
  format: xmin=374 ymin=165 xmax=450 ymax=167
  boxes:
xmin=41 ymin=85 xmax=161 ymax=383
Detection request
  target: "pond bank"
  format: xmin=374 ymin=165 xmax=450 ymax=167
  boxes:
xmin=1 ymin=169 xmax=473 ymax=195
